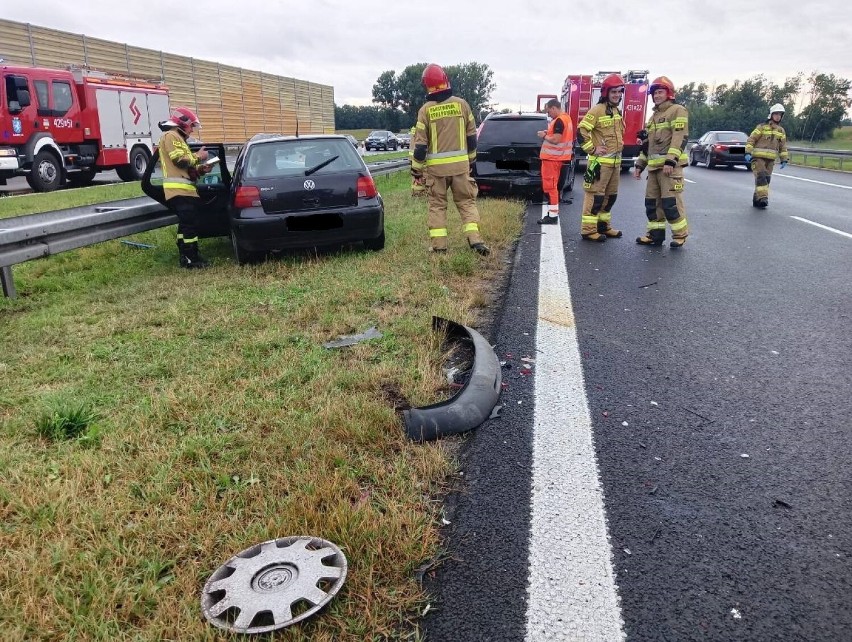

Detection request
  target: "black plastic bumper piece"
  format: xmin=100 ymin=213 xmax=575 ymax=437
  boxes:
xmin=403 ymin=316 xmax=502 ymax=442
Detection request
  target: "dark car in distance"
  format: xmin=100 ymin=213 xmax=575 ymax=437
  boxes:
xmin=364 ymin=130 xmax=398 ymax=151
xmin=473 ymin=112 xmax=574 ymax=200
xmin=396 ymin=133 xmax=411 ymax=149
xmin=689 ymin=131 xmax=750 ymax=169
xmin=229 ymin=134 xmax=385 ymax=263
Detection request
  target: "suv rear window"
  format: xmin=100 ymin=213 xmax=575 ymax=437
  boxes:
xmin=245 ymin=139 xmax=363 ymax=178
xmin=478 ymin=117 xmax=546 ymax=146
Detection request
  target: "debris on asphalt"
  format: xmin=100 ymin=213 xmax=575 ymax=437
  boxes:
xmin=741 ymin=453 xmax=750 ymax=458
xmin=323 ymin=326 xmax=382 ymax=349
xmin=773 ymin=499 xmax=793 ymax=509
xmin=771 ymin=350 xmax=779 ymax=355
xmin=731 ymin=608 xmax=743 ymax=620
xmin=639 ymin=280 xmax=659 ymax=289
xmin=624 ymin=548 xmax=632 ymax=555
xmin=650 ymin=401 xmax=659 ymax=406
xmin=603 ymin=411 xmax=609 ymax=417
xmin=488 ymin=405 xmax=503 ymax=419
xmin=622 ymin=421 xmax=629 ymax=427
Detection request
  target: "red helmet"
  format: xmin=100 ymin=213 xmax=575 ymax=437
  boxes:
xmin=169 ymin=106 xmax=201 ymax=135
xmin=649 ymin=76 xmax=675 ymax=100
xmin=601 ymin=73 xmax=625 ymax=96
xmin=422 ymin=63 xmax=450 ymax=96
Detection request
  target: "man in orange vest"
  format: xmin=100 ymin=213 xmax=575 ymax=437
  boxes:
xmin=536 ymin=98 xmax=574 ymax=225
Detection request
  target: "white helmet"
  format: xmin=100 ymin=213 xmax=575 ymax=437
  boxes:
xmin=768 ymin=103 xmax=785 ymax=119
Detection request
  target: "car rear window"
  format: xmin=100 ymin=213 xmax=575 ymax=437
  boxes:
xmin=477 ymin=118 xmax=546 ymax=146
xmin=245 ymin=139 xmax=363 ymax=178
xmin=718 ymin=132 xmax=748 ymax=141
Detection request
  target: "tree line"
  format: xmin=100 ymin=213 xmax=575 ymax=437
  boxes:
xmin=336 ymin=64 xmax=851 ymax=142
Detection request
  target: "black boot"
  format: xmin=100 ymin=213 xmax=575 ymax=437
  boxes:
xmin=179 ymin=242 xmax=210 ymax=269
xmin=470 ymin=242 xmax=491 ymax=256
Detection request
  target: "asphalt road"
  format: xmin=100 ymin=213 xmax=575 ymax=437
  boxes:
xmin=423 ymin=164 xmax=852 ymax=641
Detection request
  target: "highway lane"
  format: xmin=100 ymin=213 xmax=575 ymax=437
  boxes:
xmin=424 ymin=166 xmax=851 ymax=641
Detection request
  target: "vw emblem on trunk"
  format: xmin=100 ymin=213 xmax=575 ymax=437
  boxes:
xmin=303 ymin=179 xmax=316 ymax=190
xmin=508 ymin=148 xmax=516 ymax=154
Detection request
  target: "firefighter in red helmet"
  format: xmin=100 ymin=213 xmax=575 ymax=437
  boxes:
xmin=159 ymin=106 xmax=211 ymax=268
xmin=576 ymin=73 xmax=626 ymax=241
xmin=411 ymin=64 xmax=490 ymax=255
xmin=633 ymin=76 xmax=690 ymax=248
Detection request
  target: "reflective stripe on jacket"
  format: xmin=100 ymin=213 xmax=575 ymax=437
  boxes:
xmin=412 ymin=96 xmax=476 ymax=177
xmin=539 ymin=112 xmax=574 ymax=161
xmin=159 ymin=129 xmax=202 ymax=200
xmin=745 ymin=122 xmax=788 ymax=161
xmin=635 ymin=100 xmax=689 ymax=171
xmin=578 ymin=102 xmax=624 ymax=166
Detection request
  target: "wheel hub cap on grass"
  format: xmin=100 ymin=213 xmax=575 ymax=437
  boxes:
xmin=201 ymin=536 xmax=348 ymax=634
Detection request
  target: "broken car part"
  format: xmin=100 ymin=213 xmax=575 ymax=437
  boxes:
xmin=403 ymin=316 xmax=502 ymax=442
xmin=201 ymin=536 xmax=347 ymax=634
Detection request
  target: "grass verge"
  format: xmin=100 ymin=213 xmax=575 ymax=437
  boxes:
xmin=0 ymin=182 xmax=144 ymax=219
xmin=0 ymin=171 xmax=524 ymax=640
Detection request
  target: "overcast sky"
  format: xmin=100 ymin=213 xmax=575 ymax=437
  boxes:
xmin=3 ymin=1 xmax=851 ymax=112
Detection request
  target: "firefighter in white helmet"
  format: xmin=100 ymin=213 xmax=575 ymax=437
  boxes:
xmin=745 ymin=104 xmax=789 ymax=208
xmin=411 ymin=64 xmax=489 ymax=255
xmin=159 ymin=106 xmax=211 ymax=268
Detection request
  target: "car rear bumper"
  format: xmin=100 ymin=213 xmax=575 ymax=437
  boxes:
xmin=232 ymin=203 xmax=384 ymax=250
xmin=474 ymin=173 xmax=542 ymax=197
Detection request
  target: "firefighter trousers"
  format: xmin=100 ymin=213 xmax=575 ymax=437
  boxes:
xmin=426 ymin=172 xmax=483 ymax=250
xmin=751 ymin=158 xmax=775 ymax=203
xmin=642 ymin=168 xmax=688 ymax=243
xmin=169 ymin=195 xmax=202 ymax=249
xmin=581 ymin=163 xmax=620 ymax=236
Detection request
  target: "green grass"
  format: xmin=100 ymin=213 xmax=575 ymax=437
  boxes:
xmin=0 ymin=171 xmax=524 ymax=640
xmin=0 ymin=182 xmax=144 ymax=219
xmin=787 ymin=126 xmax=852 ymax=172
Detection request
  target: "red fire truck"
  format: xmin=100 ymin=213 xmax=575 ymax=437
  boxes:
xmin=537 ymin=69 xmax=650 ymax=170
xmin=0 ymin=65 xmax=170 ymax=191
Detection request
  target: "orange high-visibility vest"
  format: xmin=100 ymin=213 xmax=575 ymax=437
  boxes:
xmin=539 ymin=113 xmax=574 ymax=161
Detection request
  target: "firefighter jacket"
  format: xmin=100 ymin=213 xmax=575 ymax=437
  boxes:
xmin=635 ymin=100 xmax=689 ymax=172
xmin=578 ymin=102 xmax=624 ymax=166
xmin=412 ymin=96 xmax=477 ymax=177
xmin=539 ymin=112 xmax=574 ymax=162
xmin=159 ymin=128 xmax=204 ymax=201
xmin=745 ymin=121 xmax=788 ymax=162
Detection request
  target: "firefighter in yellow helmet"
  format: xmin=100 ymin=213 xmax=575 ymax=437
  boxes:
xmin=159 ymin=106 xmax=212 ymax=267
xmin=633 ymin=76 xmax=690 ymax=248
xmin=411 ymin=63 xmax=489 ymax=255
xmin=409 ymin=126 xmax=425 ymax=197
xmin=577 ymin=73 xmax=626 ymax=241
xmin=745 ymin=104 xmax=789 ymax=208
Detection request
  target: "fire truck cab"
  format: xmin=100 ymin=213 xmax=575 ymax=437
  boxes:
xmin=0 ymin=65 xmax=169 ymax=191
xmin=560 ymin=69 xmax=650 ymax=170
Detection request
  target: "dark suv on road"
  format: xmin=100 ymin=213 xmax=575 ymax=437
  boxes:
xmin=364 ymin=131 xmax=398 ymax=151
xmin=473 ymin=112 xmax=575 ymax=200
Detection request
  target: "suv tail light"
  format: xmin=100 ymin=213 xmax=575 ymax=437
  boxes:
xmin=357 ymin=176 xmax=377 ymax=199
xmin=234 ymin=185 xmax=261 ymax=208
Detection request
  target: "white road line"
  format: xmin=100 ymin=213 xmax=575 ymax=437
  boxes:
xmin=790 ymin=216 xmax=852 ymax=239
xmin=525 ymin=219 xmax=624 ymax=642
xmin=774 ymin=174 xmax=852 ymax=189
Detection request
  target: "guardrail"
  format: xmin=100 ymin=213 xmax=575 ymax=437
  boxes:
xmin=787 ymin=146 xmax=852 ymax=171
xmin=1 ymin=159 xmax=410 ymax=299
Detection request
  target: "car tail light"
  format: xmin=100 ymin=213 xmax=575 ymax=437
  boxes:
xmin=478 ymin=184 xmax=492 ymax=191
xmin=234 ymin=185 xmax=261 ymax=208
xmin=712 ymin=144 xmax=729 ymax=151
xmin=357 ymin=176 xmax=377 ymax=198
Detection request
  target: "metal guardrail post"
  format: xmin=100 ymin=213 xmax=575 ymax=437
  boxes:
xmin=1 ymin=266 xmax=15 ymax=298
